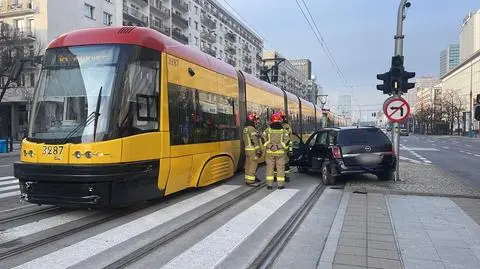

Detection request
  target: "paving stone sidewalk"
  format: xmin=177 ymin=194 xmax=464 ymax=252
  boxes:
xmin=345 ymin=162 xmax=480 ymax=198
xmin=317 ymin=191 xmax=480 ymax=269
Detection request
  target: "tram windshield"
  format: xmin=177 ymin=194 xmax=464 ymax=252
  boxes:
xmin=28 ymin=44 xmax=160 ymax=144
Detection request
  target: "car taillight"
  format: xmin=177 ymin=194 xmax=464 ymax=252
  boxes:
xmin=391 ymin=146 xmax=396 ymax=155
xmin=332 ymin=146 xmax=342 ymax=159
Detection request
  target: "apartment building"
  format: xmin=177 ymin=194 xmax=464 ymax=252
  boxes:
xmin=262 ymin=50 xmax=313 ymax=102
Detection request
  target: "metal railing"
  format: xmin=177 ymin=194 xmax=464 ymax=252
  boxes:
xmin=243 ymin=55 xmax=252 ymax=63
xmin=225 ymin=32 xmax=236 ymax=42
xmin=123 ymin=5 xmax=148 ymax=25
xmin=172 ymin=0 xmax=188 ymax=12
xmin=200 ymin=31 xmax=216 ymax=43
xmin=0 ymin=0 xmax=38 ymax=17
xmin=225 ymin=44 xmax=236 ymax=55
xmin=172 ymin=13 xmax=188 ymax=28
xmin=172 ymin=29 xmax=188 ymax=44
xmin=201 ymin=14 xmax=216 ymax=29
xmin=201 ymin=46 xmax=216 ymax=57
xmin=150 ymin=0 xmax=170 ymax=18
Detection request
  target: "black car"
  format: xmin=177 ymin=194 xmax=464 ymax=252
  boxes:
xmin=290 ymin=126 xmax=396 ymax=185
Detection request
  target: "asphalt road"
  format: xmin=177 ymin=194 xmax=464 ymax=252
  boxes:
xmin=398 ymin=134 xmax=480 ymax=188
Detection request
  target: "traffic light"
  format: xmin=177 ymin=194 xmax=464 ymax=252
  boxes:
xmin=390 ymin=55 xmax=404 ymax=93
xmin=402 ymin=70 xmax=416 ymax=93
xmin=376 ymin=71 xmax=391 ymax=94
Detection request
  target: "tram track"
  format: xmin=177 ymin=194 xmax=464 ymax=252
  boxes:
xmin=0 ymin=204 xmax=147 ymax=261
xmin=103 ymin=182 xmax=267 ymax=269
xmin=0 ymin=205 xmax=59 ymax=225
xmin=249 ymin=182 xmax=326 ymax=269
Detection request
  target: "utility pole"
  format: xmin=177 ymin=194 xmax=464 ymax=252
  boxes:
xmin=317 ymin=94 xmax=328 ymax=128
xmin=391 ymin=0 xmax=411 ymax=182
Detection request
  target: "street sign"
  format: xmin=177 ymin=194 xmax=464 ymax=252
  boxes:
xmin=383 ymin=97 xmax=410 ymax=123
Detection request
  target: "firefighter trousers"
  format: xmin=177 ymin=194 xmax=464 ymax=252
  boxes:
xmin=266 ymin=153 xmax=285 ymax=187
xmin=244 ymin=150 xmax=259 ymax=184
xmin=284 ymin=153 xmax=290 ymax=182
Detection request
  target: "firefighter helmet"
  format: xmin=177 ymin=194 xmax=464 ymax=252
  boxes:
xmin=270 ymin=112 xmax=283 ymax=124
xmin=247 ymin=112 xmax=259 ymax=123
xmin=279 ymin=111 xmax=287 ymax=120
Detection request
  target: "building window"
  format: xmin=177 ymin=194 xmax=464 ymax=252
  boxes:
xmin=84 ymin=3 xmax=94 ymax=19
xmin=103 ymin=12 xmax=112 ymax=25
xmin=195 ymin=5 xmax=198 ymax=14
xmin=195 ymin=21 xmax=198 ymax=30
xmin=189 ymin=17 xmax=191 ymax=26
xmin=105 ymin=0 xmax=111 ymax=2
xmin=30 ymin=73 xmax=35 ymax=87
xmin=195 ymin=36 xmax=198 ymax=45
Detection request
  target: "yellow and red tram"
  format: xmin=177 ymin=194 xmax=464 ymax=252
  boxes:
xmin=14 ymin=27 xmax=342 ymax=207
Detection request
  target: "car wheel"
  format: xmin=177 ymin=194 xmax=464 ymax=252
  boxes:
xmin=298 ymin=166 xmax=308 ymax=173
xmin=378 ymin=170 xmax=394 ymax=181
xmin=321 ymin=161 xmax=336 ymax=185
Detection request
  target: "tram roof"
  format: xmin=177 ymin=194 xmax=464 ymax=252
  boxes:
xmin=48 ymin=26 xmax=238 ymax=79
xmin=241 ymin=71 xmax=285 ymax=98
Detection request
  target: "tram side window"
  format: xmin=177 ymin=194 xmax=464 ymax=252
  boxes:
xmin=169 ymin=84 xmax=239 ymax=145
xmin=118 ymin=48 xmax=160 ymax=137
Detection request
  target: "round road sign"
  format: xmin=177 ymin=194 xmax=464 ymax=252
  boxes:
xmin=383 ymin=97 xmax=410 ymax=123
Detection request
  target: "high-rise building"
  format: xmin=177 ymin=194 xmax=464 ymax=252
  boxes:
xmin=440 ymin=44 xmax=460 ymax=77
xmin=262 ymin=50 xmax=311 ymax=101
xmin=0 ymin=0 xmax=264 ymax=140
xmin=460 ymin=9 xmax=480 ymax=62
xmin=337 ymin=94 xmax=352 ymax=118
xmin=289 ymin=59 xmax=311 ymax=80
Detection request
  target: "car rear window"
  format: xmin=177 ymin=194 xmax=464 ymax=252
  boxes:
xmin=337 ymin=129 xmax=391 ymax=145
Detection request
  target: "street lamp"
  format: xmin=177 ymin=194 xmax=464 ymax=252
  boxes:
xmin=316 ymin=94 xmax=328 ymax=128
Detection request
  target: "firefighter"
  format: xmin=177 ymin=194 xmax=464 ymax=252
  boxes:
xmin=243 ymin=112 xmax=262 ymax=186
xmin=264 ymin=112 xmax=287 ymax=189
xmin=280 ymin=111 xmax=292 ymax=182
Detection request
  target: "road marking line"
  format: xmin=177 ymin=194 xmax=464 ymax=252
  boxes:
xmin=0 ymin=164 xmax=12 ymax=168
xmin=475 ymin=154 xmax=480 ymax=157
xmin=0 ymin=190 xmax=20 ymax=199
xmin=0 ymin=176 xmax=15 ymax=181
xmin=12 ymin=184 xmax=241 ymax=269
xmin=399 ymin=156 xmax=423 ymax=164
xmin=161 ymin=189 xmax=299 ymax=269
xmin=460 ymin=150 xmax=465 ymax=153
xmin=0 ymin=211 xmax=98 ymax=243
xmin=0 ymin=185 xmax=19 ymax=192
xmin=0 ymin=179 xmax=17 ymax=186
xmin=0 ymin=204 xmax=36 ymax=214
xmin=442 ymin=146 xmax=449 ymax=149
xmin=466 ymin=152 xmax=473 ymax=155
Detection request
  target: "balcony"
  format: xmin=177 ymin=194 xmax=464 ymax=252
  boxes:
xmin=243 ymin=44 xmax=251 ymax=53
xmin=150 ymin=17 xmax=170 ymax=36
xmin=201 ymin=46 xmax=216 ymax=57
xmin=150 ymin=0 xmax=170 ymax=18
xmin=225 ymin=44 xmax=236 ymax=55
xmin=225 ymin=32 xmax=236 ymax=43
xmin=172 ymin=13 xmax=188 ymax=29
xmin=256 ymin=53 xmax=262 ymax=62
xmin=243 ymin=67 xmax=252 ymax=74
xmin=193 ymin=0 xmax=201 ymax=5
xmin=243 ymin=55 xmax=252 ymax=63
xmin=201 ymin=15 xmax=216 ymax=30
xmin=200 ymin=31 xmax=216 ymax=43
xmin=172 ymin=0 xmax=188 ymax=13
xmin=226 ymin=58 xmax=236 ymax=67
xmin=132 ymin=0 xmax=149 ymax=6
xmin=0 ymin=0 xmax=39 ymax=18
xmin=123 ymin=5 xmax=148 ymax=26
xmin=172 ymin=29 xmax=188 ymax=44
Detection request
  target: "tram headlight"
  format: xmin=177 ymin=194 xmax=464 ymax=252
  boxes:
xmin=84 ymin=151 xmax=93 ymax=159
xmin=74 ymin=151 xmax=82 ymax=159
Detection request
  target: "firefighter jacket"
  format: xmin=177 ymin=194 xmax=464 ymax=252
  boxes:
xmin=282 ymin=123 xmax=293 ymax=152
xmin=243 ymin=125 xmax=261 ymax=151
xmin=263 ymin=127 xmax=287 ymax=155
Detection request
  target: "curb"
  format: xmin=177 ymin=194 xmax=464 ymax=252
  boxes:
xmin=345 ymin=186 xmax=480 ymax=199
xmin=0 ymin=152 xmax=20 ymax=159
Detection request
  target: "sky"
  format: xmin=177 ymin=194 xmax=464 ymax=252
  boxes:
xmin=221 ymin=0 xmax=479 ymax=120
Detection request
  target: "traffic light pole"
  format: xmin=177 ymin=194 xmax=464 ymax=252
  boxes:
xmin=392 ymin=0 xmax=410 ymax=182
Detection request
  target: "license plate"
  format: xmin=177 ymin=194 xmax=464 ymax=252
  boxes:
xmin=42 ymin=145 xmax=64 ymax=155
xmin=358 ymin=154 xmax=380 ymax=164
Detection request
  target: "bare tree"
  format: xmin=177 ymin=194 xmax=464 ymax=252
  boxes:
xmin=442 ymin=89 xmax=465 ymax=135
xmin=0 ymin=22 xmax=44 ymax=102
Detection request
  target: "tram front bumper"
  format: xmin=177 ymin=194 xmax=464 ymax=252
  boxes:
xmin=14 ymin=160 xmax=161 ymax=207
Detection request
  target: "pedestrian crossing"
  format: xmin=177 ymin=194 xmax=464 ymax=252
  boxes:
xmin=0 ymin=176 xmax=20 ymax=199
xmin=0 ymin=184 xmax=304 ymax=269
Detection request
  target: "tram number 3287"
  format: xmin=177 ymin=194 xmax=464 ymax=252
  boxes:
xmin=42 ymin=145 xmax=64 ymax=155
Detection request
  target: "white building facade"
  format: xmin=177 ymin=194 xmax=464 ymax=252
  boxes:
xmin=460 ymin=9 xmax=480 ymax=62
